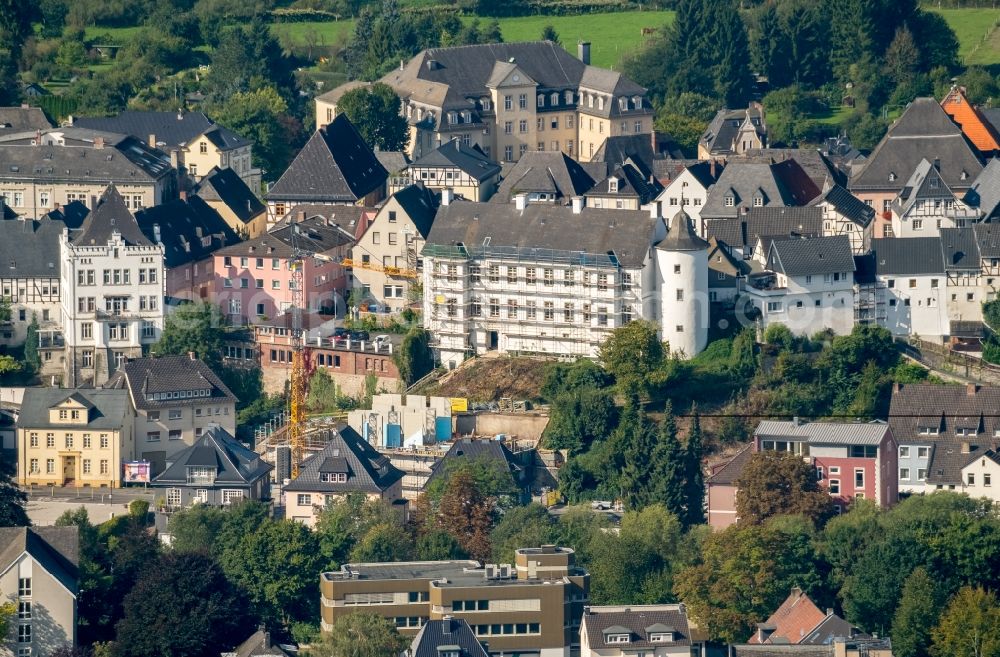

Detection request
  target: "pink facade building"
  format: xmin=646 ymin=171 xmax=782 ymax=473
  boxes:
xmin=212 ymin=216 xmax=353 ymax=325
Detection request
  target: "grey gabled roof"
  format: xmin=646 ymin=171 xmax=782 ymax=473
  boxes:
xmin=375 ymin=150 xmax=410 ymax=176
xmin=850 ymin=98 xmax=983 ymax=191
xmin=216 ymin=213 xmax=353 ymax=258
xmin=743 ymin=148 xmax=844 ymax=190
xmin=267 ymin=114 xmax=388 ymax=202
xmin=16 ymin=388 xmax=130 ymax=431
xmin=0 ymin=527 xmax=79 ymax=596
xmin=809 ymin=184 xmax=875 ymax=227
xmin=0 ymin=106 xmax=52 ymax=132
xmin=766 ymin=235 xmax=855 ymax=277
xmin=888 ymin=383 xmax=1000 ymax=450
xmin=0 ymin=215 xmax=63 ymax=278
xmin=135 ymin=196 xmax=242 ymax=268
xmin=193 ymin=166 xmax=266 ymax=224
xmin=73 ymin=110 xmax=248 ymax=151
xmin=891 ymin=159 xmax=957 ymax=217
xmin=940 ymin=227 xmax=980 ymax=270
xmin=754 ymin=420 xmax=889 ymax=446
xmin=424 ymin=438 xmax=521 ymax=491
xmin=583 ymin=606 xmax=692 ymax=650
xmin=227 ymin=630 xmax=293 ymax=657
xmin=964 ymin=157 xmax=1000 ymax=220
xmin=701 ymin=107 xmax=764 ymax=155
xmin=71 ymin=184 xmax=153 ymax=247
xmin=492 ymin=151 xmax=599 ymax=204
xmin=423 ymin=200 xmax=657 ymax=269
xmin=411 ymin=139 xmax=501 ymax=181
xmin=284 ymin=426 xmax=404 ymax=493
xmin=103 ymin=354 xmax=237 ymax=410
xmin=411 ymin=619 xmax=489 ymax=657
xmin=153 ymin=425 xmax=272 ymax=486
xmin=871 ymin=237 xmax=945 ymax=276
xmin=0 ymin=132 xmax=173 ymax=184
xmin=588 ymin=163 xmax=662 ymax=205
xmin=391 ymin=183 xmax=440 ymax=239
xmin=702 ymin=162 xmax=818 ymax=220
xmin=592 ymin=133 xmax=684 ymax=169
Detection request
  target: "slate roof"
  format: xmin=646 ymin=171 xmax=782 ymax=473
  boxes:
xmin=850 ymin=98 xmax=983 ymax=192
xmin=659 ymin=209 xmax=709 ymax=252
xmin=73 ymin=110 xmax=248 ymax=151
xmin=592 ymin=133 xmax=684 ymax=169
xmin=391 ymin=182 xmax=440 ymax=238
xmin=375 ymin=150 xmax=410 ymax=176
xmin=706 ymin=443 xmax=753 ymax=486
xmin=588 ymin=163 xmax=662 ymax=205
xmin=685 ymin=160 xmax=726 ymax=188
xmin=423 ymin=200 xmax=657 ymax=269
xmin=754 ymin=420 xmax=888 ymax=446
xmin=891 ymin=159 xmax=958 ymax=217
xmin=871 ymin=237 xmax=945 ymax=276
xmin=701 ymin=161 xmax=819 ymax=221
xmin=582 ymin=605 xmax=692 ymax=649
xmin=103 ymin=355 xmax=237 ymax=410
xmin=154 ymin=425 xmax=272 ymax=487
xmin=492 ymin=151 xmax=600 ymax=204
xmin=0 ymin=216 xmax=64 ymax=278
xmin=0 ymin=132 xmax=173 ymax=183
xmin=226 ymin=630 xmax=293 ymax=657
xmin=192 ymin=166 xmax=266 ymax=224
xmin=941 ymin=87 xmax=1000 ymax=154
xmin=704 ymin=208 xmax=824 ymax=252
xmin=0 ymin=106 xmax=52 ymax=132
xmin=71 ymin=185 xmax=154 ymax=247
xmin=283 ymin=426 xmax=404 ymax=493
xmin=940 ymin=227 xmax=981 ymax=270
xmin=216 ymin=213 xmax=354 ymax=258
xmin=267 ymin=114 xmax=388 ymax=202
xmin=0 ymin=526 xmax=79 ymax=596
xmin=800 ymin=614 xmax=860 ymax=646
xmin=748 ymin=589 xmax=826 ymax=645
xmin=425 ymin=438 xmax=522 ymax=491
xmin=411 ymin=618 xmax=489 ymax=657
xmin=315 ymin=80 xmax=370 ymax=105
xmin=135 ymin=196 xmax=241 ymax=268
xmin=765 ymin=235 xmax=855 ymax=277
xmin=701 ymin=106 xmax=765 ymax=155
xmin=273 ymin=204 xmax=373 ymax=241
xmin=17 ymin=388 xmax=130 ymax=431
xmin=963 ymin=157 xmax=1000 ymax=221
xmin=411 ymin=139 xmax=501 ymax=182
xmin=809 ymin=184 xmax=875 ymax=227
xmin=743 ymin=149 xmax=844 ymax=190
xmin=45 ymin=200 xmax=89 ymax=229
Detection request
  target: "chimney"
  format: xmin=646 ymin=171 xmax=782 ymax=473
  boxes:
xmin=933 ymin=157 xmax=941 ymax=172
xmin=648 ymin=203 xmax=659 ymax=220
xmin=179 ymin=190 xmax=187 ymax=201
xmin=893 ymin=382 xmax=901 ymax=393
xmin=515 ymin=193 xmax=527 ymax=210
xmin=571 ymin=196 xmax=584 ymax=214
xmin=442 ymin=615 xmax=453 ymax=634
xmin=90 ymin=195 xmax=98 ymax=209
xmin=710 ymin=158 xmax=717 ymax=179
xmin=792 ymin=416 xmax=801 ymax=426
xmin=441 ymin=188 xmax=454 ymax=206
xmin=93 ymin=136 xmax=104 ymax=150
xmin=298 ymin=210 xmax=306 ymax=222
xmin=188 ymin=351 xmax=196 ymax=360
xmin=400 ymin=59 xmax=405 ymax=70
xmin=577 ymin=41 xmax=591 ymax=65
xmin=169 ymin=149 xmax=179 ymax=170
xmin=961 ymin=441 xmax=971 ymax=454
xmin=153 ymin=223 xmax=161 ymax=243
xmin=148 ymin=134 xmax=156 ymax=148
xmin=967 ymin=383 xmax=978 ymax=396
xmin=826 ymin=608 xmax=834 ymax=617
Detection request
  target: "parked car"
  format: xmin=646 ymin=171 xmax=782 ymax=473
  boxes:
xmin=373 ymin=335 xmax=390 ymax=349
xmin=591 ymin=500 xmax=614 ymax=511
xmin=349 ymin=330 xmax=370 ymax=342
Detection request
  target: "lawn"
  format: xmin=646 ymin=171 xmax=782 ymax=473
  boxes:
xmin=269 ymin=19 xmax=356 ymax=46
xmin=82 ymin=25 xmax=142 ymax=43
xmin=468 ymin=10 xmax=674 ymax=70
xmin=929 ymin=7 xmax=1000 ymax=65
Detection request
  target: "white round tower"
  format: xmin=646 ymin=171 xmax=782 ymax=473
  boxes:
xmin=655 ymin=207 xmax=709 ymax=357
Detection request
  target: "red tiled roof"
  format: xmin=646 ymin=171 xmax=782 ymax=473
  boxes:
xmin=748 ymin=588 xmax=826 ymax=645
xmin=941 ymin=87 xmax=1000 ymax=154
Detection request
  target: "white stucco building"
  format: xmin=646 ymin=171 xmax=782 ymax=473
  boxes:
xmin=656 ymin=160 xmax=723 ymax=235
xmin=60 ymin=185 xmax=165 ymax=387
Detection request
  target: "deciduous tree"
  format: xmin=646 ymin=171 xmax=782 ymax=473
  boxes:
xmin=931 ymin=587 xmax=1000 ymax=657
xmin=305 ymin=612 xmax=407 ymax=657
xmin=892 ymin=567 xmax=948 ymax=657
xmin=153 ymin=302 xmax=225 ymax=368
xmin=338 ymin=83 xmax=410 ymax=153
xmin=438 ymin=470 xmax=495 ymax=561
xmin=393 ymin=327 xmax=434 ymax=386
xmin=735 ymin=450 xmax=833 ymax=525
xmin=598 ymin=320 xmax=665 ymax=395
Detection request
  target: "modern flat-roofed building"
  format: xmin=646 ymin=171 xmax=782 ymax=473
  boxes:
xmin=320 ymin=545 xmax=589 ymax=657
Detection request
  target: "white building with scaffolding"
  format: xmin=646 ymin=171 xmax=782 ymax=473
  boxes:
xmin=421 ymin=198 xmax=709 ymax=365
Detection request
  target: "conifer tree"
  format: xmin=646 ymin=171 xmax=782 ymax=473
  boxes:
xmin=652 ymin=401 xmax=687 ymax=518
xmin=683 ymin=411 xmax=706 ymax=526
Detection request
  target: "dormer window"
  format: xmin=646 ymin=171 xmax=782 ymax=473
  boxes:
xmin=537 ymin=94 xmax=545 ymax=107
xmin=565 ymin=90 xmax=573 ymax=104
xmin=609 ymin=178 xmax=619 ymax=193
xmin=448 ymin=112 xmax=458 ymax=125
xmin=962 ymin=170 xmax=969 ymax=180
xmin=889 ymin=172 xmax=897 ymax=182
xmin=482 ymin=98 xmax=491 ymax=111
xmin=320 ymin=472 xmax=348 ymax=483
xmin=551 ymin=92 xmax=559 ymax=105
xmin=618 ymin=97 xmax=628 ymax=111
xmin=598 ymin=96 xmax=605 ymax=111
xmin=633 ymin=95 xmax=642 ymax=109
xmin=753 ymin=195 xmax=764 ymax=207
xmin=606 ymin=634 xmax=630 ymax=644
xmin=918 ymin=425 xmax=939 ymax=435
xmin=462 ymin=110 xmax=471 ymax=123
xmin=650 ymin=633 xmax=674 ymax=643
xmin=725 ymin=195 xmax=735 ymax=208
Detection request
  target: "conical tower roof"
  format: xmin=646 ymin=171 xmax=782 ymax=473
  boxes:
xmin=658 ymin=208 xmax=708 ymax=252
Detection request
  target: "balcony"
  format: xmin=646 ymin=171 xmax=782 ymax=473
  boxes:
xmin=38 ymin=332 xmax=65 ymax=349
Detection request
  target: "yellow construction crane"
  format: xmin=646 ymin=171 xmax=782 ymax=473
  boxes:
xmin=340 ymin=257 xmax=418 ymax=279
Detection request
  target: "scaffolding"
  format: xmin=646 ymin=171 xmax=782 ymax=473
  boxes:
xmin=855 ymin=280 xmax=887 ymax=325
xmin=421 ymin=242 xmax=642 ymax=358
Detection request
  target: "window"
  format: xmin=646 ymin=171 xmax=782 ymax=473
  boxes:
xmin=526 ymin=267 xmax=537 ymax=285
xmin=918 ymin=468 xmax=927 ymax=481
xmin=504 ymin=146 xmax=513 ymax=161
xmin=64 ymin=435 xmax=73 ymax=449
xmin=899 ymin=446 xmax=910 ymax=458
xmin=855 ymin=469 xmax=865 ymax=489
xmin=544 ymin=302 xmax=554 ymax=321
xmin=986 ymin=473 xmax=992 ymax=487
xmin=518 ymin=93 xmax=527 ymax=109
xmin=676 ymin=289 xmax=684 ymax=301
xmin=18 ymin=577 xmax=30 ymax=596
xmin=100 ymin=460 xmax=109 ymax=475
xmin=100 ymin=435 xmax=108 ymax=448
xmin=29 ymin=459 xmax=38 ymax=473
xmin=918 ymin=447 xmax=930 ymax=458
xmin=297 ymin=494 xmax=312 ymax=506
xmin=967 ymin=472 xmax=976 ymax=486
xmin=83 ymin=459 xmax=91 ymax=474
xmin=850 ymin=445 xmax=878 ymax=458
xmin=767 ymin=301 xmax=783 ymax=312
xmin=829 ymin=479 xmax=841 ymax=494
xmin=17 ymin=624 xmax=30 ymax=644
xmin=46 ymin=433 xmax=54 ymax=448
xmin=17 ymin=601 xmax=30 ymax=620
xmin=526 ymin=301 xmax=536 ymax=319
xmin=507 ymin=300 xmax=518 ymax=319
xmin=913 ymin=219 xmax=923 ymax=231
xmin=900 ymin=467 xmax=910 ymax=480
xmin=489 ymin=298 xmax=500 ymax=318
xmin=222 ymin=490 xmax=244 ymax=505
xmin=607 ymin=634 xmax=631 ymax=644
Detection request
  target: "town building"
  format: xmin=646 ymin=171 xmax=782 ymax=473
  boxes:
xmin=16 ymin=388 xmax=134 ymax=489
xmin=265 ymin=115 xmax=388 ymax=225
xmin=706 ymin=237 xmax=748 ymax=304
xmin=0 ymin=526 xmax=79 ymax=657
xmin=580 ymin=604 xmax=700 ymax=657
xmin=213 ymin=214 xmax=353 ymax=325
xmin=889 ymin=159 xmax=977 ymax=238
xmin=698 ymin=104 xmax=767 ymax=159
xmin=0 ymin=105 xmax=53 ymax=132
xmin=748 ymin=588 xmax=871 ymax=646
xmin=0 ymin=215 xmax=63 ymax=347
xmin=224 ymin=628 xmax=295 ymax=657
xmin=319 ymin=41 xmax=652 ymax=163
xmin=283 ymin=427 xmax=405 ymax=527
xmin=592 ymin=133 xmax=684 ymax=171
xmin=740 ymin=149 xmax=844 ymax=191
xmin=491 ymin=151 xmax=604 ymax=206
xmin=349 ymin=183 xmax=439 ymax=314
xmin=0 ymin=128 xmax=177 ymax=219
xmin=421 ymin=200 xmax=670 ymax=366
xmin=810 ymin=184 xmax=875 ymax=254
xmin=963 ymin=157 xmax=1000 ymax=222
xmin=390 ymin=139 xmax=501 ymax=202
xmin=699 ymin=161 xmax=819 ymax=226
xmin=870 ymin=238 xmax=949 ymax=341
xmin=655 ymin=160 xmax=725 ymax=234
xmin=425 ymin=438 xmax=531 ymax=502
xmin=888 ymin=382 xmax=1000 ymax=498
xmin=104 ymin=354 xmax=238 ymax=476
xmin=585 ymin=161 xmax=662 ymax=211
xmin=134 ymin=195 xmax=242 ymax=304
xmin=71 ymin=110 xmax=259 ymax=190
xmin=152 ymin=425 xmax=272 ymax=508
xmin=192 ymin=166 xmax=268 ymax=238
xmin=320 ymin=545 xmax=590 ymax=657
xmin=59 ymin=185 xmax=165 ymax=387
xmin=346 ymin=394 xmax=453 ymax=448
xmin=940 ymin=86 xmax=1000 ymax=158
xmin=753 ymin=420 xmax=898 ymax=511
xmin=705 ymin=206 xmax=823 ymax=262
xmin=744 ymin=235 xmax=857 ymax=337
xmin=733 ymin=639 xmax=894 ymax=657
xmin=654 ymin=209 xmax=709 ymax=357
xmin=705 ymin=443 xmax=752 ymax=529
xmin=849 ymin=97 xmax=983 ymax=232
xmin=409 ymin=618 xmax=489 ymax=657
